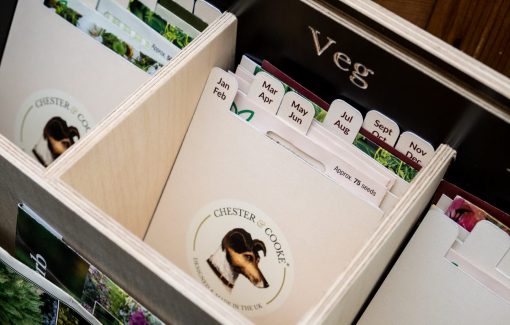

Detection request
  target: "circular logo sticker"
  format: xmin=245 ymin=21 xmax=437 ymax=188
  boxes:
xmin=188 ymin=200 xmax=294 ymax=317
xmin=16 ymin=89 xmax=95 ymax=167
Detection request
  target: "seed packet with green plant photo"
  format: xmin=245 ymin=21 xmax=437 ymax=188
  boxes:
xmin=0 ymin=245 xmax=99 ymax=324
xmin=97 ymin=0 xmax=180 ymax=64
xmin=45 ymin=0 xmax=163 ymax=74
xmin=353 ymin=132 xmax=418 ymax=182
xmin=157 ymin=0 xmax=208 ymax=32
xmin=15 ymin=203 xmax=165 ymax=325
xmin=129 ymin=0 xmax=195 ymax=49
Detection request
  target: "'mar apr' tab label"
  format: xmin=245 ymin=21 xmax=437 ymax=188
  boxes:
xmin=247 ymin=71 xmax=285 ymax=114
xmin=395 ymin=131 xmax=434 ymax=167
xmin=362 ymin=110 xmax=400 ymax=146
xmin=276 ymin=92 xmax=314 ymax=134
xmin=323 ymin=99 xmax=363 ymax=143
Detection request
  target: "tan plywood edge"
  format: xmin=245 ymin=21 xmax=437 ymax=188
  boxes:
xmin=49 ymin=13 xmax=237 ymax=238
xmin=0 ymin=135 xmax=47 ymax=252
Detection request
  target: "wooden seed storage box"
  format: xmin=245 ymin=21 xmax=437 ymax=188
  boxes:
xmin=0 ymin=0 xmax=508 ymax=323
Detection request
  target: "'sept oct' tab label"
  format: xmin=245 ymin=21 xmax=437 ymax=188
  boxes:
xmin=362 ymin=110 xmax=400 ymax=146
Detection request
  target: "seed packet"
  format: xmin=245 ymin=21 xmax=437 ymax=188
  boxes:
xmin=45 ymin=0 xmax=163 ymax=74
xmin=0 ymin=245 xmax=99 ymax=324
xmin=129 ymin=0 xmax=196 ymax=49
xmin=154 ymin=2 xmax=201 ymax=38
xmin=96 ymin=0 xmax=180 ymax=64
xmin=157 ymin=0 xmax=208 ymax=31
xmin=15 ymin=203 xmax=165 ymax=325
xmin=352 ymin=129 xmax=419 ymax=182
xmin=446 ymin=195 xmax=510 ymax=234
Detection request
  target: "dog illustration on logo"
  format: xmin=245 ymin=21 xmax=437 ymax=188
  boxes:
xmin=32 ymin=117 xmax=80 ymax=167
xmin=207 ymin=228 xmax=269 ymax=291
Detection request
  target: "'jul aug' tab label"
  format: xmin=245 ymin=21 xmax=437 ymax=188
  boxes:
xmin=322 ymin=99 xmax=363 ymax=143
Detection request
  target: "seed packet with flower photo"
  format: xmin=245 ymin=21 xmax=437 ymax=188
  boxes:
xmin=432 ymin=180 xmax=510 ymax=228
xmin=15 ymin=203 xmax=165 ymax=325
xmin=44 ymin=0 xmax=163 ymax=74
xmin=446 ymin=195 xmax=510 ymax=234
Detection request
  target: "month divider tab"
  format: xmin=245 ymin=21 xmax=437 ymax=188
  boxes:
xmin=395 ymin=131 xmax=435 ymax=167
xmin=199 ymin=67 xmax=238 ymax=111
xmin=247 ymin=71 xmax=285 ymax=114
xmin=323 ymin=99 xmax=363 ymax=143
xmin=276 ymin=91 xmax=315 ymax=134
xmin=362 ymin=110 xmax=400 ymax=146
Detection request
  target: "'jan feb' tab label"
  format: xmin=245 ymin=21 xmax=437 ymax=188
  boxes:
xmin=247 ymin=72 xmax=285 ymax=114
xmin=395 ymin=131 xmax=434 ymax=167
xmin=201 ymin=68 xmax=238 ymax=110
xmin=323 ymin=99 xmax=363 ymax=143
xmin=362 ymin=110 xmax=400 ymax=146
xmin=276 ymin=91 xmax=314 ymax=134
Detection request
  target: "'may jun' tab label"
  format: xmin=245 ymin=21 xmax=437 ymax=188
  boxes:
xmin=247 ymin=71 xmax=285 ymax=114
xmin=362 ymin=110 xmax=400 ymax=146
xmin=276 ymin=92 xmax=314 ymax=134
xmin=323 ymin=99 xmax=363 ymax=143
xmin=395 ymin=131 xmax=434 ymax=167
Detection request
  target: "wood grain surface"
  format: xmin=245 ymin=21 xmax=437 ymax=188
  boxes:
xmin=52 ymin=14 xmax=237 ymax=238
xmin=375 ymin=0 xmax=510 ymax=76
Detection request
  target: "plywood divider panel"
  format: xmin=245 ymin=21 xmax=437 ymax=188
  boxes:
xmin=0 ymin=135 xmax=250 ymax=325
xmin=300 ymin=144 xmax=456 ymax=324
xmin=48 ymin=14 xmax=237 ymax=238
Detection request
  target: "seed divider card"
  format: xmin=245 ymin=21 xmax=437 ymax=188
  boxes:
xmin=232 ymin=88 xmax=388 ymax=206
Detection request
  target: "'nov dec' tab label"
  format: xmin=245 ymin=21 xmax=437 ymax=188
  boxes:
xmin=362 ymin=110 xmax=400 ymax=146
xmin=323 ymin=99 xmax=363 ymax=143
xmin=247 ymin=72 xmax=285 ymax=114
xmin=395 ymin=131 xmax=434 ymax=167
xmin=276 ymin=92 xmax=314 ymax=134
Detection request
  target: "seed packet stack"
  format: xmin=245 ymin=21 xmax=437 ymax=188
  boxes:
xmin=0 ymin=0 xmax=220 ymax=167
